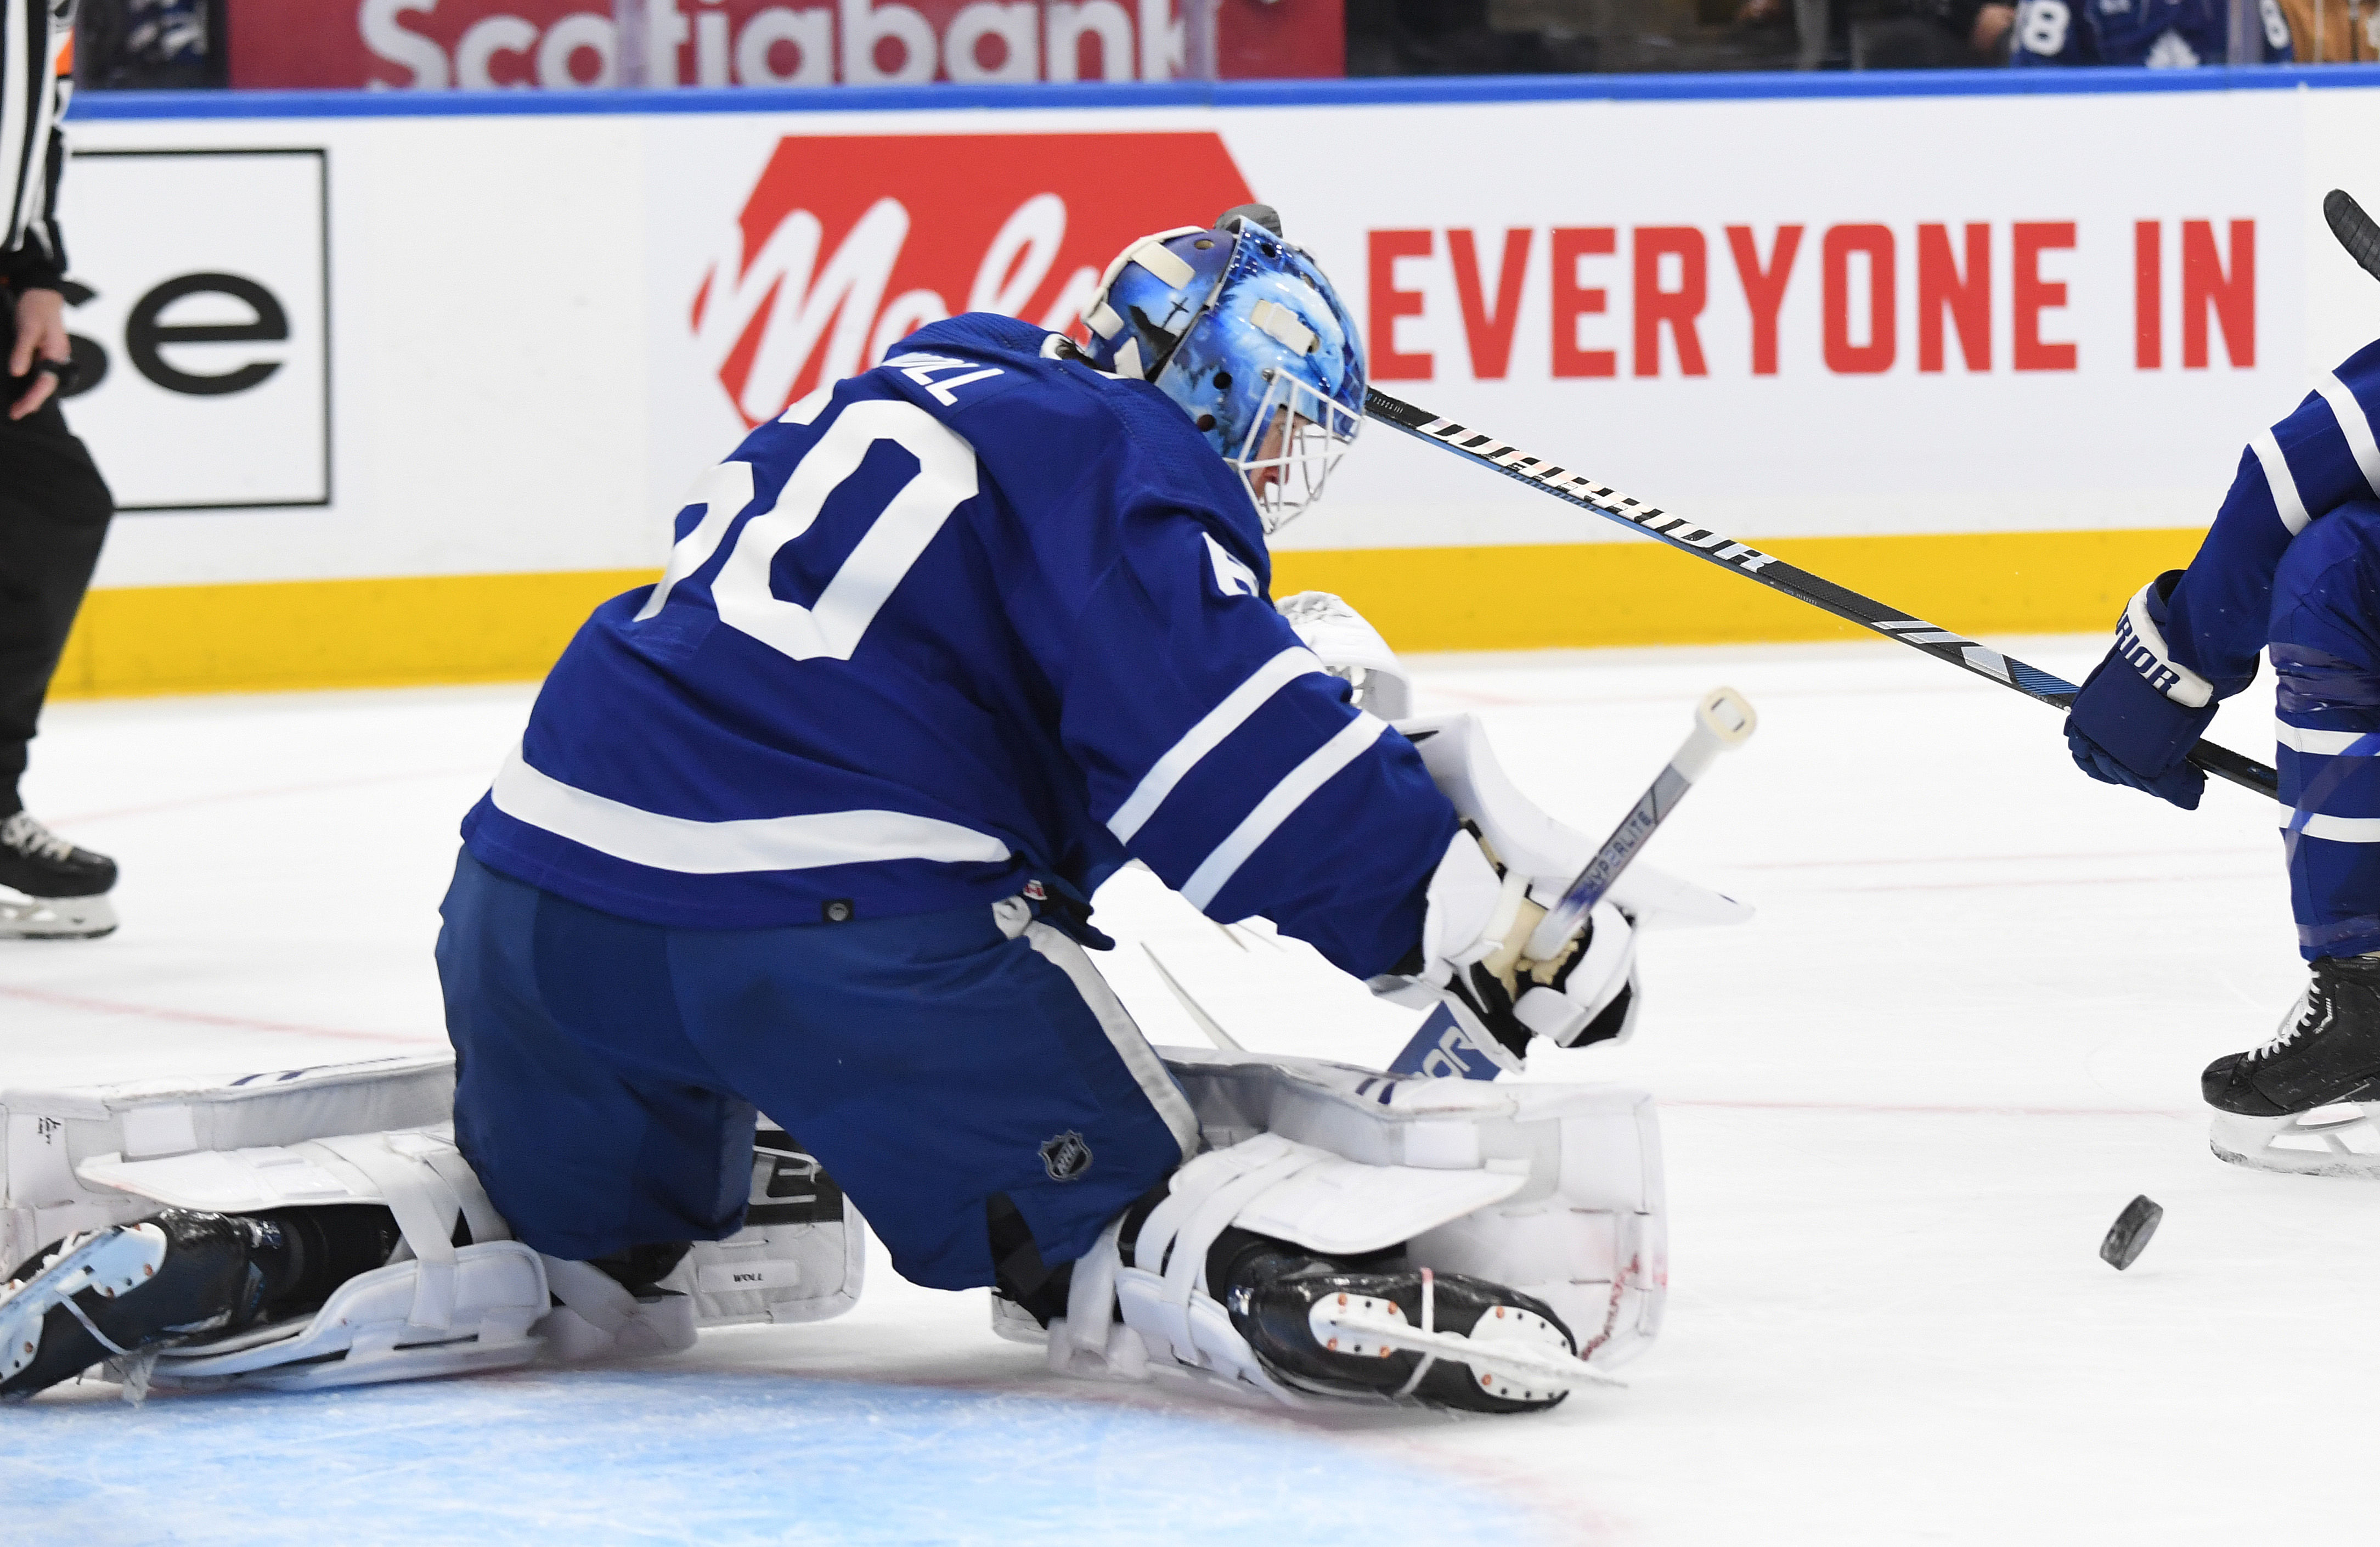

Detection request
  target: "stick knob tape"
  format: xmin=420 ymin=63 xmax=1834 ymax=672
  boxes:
xmin=1675 ymin=685 xmax=1758 ymax=783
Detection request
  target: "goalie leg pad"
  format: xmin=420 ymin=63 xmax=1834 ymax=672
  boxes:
xmin=1165 ymin=1047 xmax=1666 ymax=1368
xmin=1046 ymin=1049 xmax=1665 ymax=1408
xmin=83 ymin=1128 xmax=548 ymax=1392
xmin=1048 ymin=1131 xmax=1595 ymax=1410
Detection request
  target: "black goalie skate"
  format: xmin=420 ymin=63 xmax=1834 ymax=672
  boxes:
xmin=0 ymin=811 xmax=119 ymax=940
xmin=2 ymin=1208 xmax=398 ymax=1398
xmin=1212 ymin=1234 xmax=1583 ymax=1413
xmin=2204 ymin=954 xmax=2380 ymax=1178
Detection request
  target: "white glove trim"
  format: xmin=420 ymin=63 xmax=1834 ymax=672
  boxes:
xmin=2116 ymin=581 xmax=2213 ymax=708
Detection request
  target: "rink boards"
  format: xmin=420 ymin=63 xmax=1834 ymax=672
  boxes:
xmin=50 ymin=69 xmax=2380 ymax=694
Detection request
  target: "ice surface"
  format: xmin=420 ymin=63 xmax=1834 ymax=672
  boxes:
xmin=1 ymin=638 xmax=2364 ymax=1546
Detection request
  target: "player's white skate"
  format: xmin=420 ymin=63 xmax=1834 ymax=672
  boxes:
xmin=0 ymin=890 xmax=117 ymax=940
xmin=2204 ymin=955 xmax=2380 ymax=1179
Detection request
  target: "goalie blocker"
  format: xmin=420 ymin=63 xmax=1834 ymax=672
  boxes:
xmin=3 ymin=1048 xmax=1662 ymax=1410
xmin=1376 ymin=712 xmax=1752 ymax=1071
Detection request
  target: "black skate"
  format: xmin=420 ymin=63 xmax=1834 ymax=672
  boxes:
xmin=1 ymin=1207 xmax=396 ymax=1398
xmin=2205 ymin=954 xmax=2380 ymax=1178
xmin=0 ymin=811 xmax=118 ymax=940
xmin=1215 ymin=1235 xmax=1584 ymax=1413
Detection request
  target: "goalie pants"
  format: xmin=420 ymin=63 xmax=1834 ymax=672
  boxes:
xmin=2272 ymin=498 xmax=2380 ymax=959
xmin=435 ymin=850 xmax=1198 ymax=1289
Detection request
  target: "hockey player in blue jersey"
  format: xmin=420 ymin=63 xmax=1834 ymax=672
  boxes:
xmin=2010 ymin=0 xmax=2291 ymax=64
xmin=1 ymin=207 xmax=1657 ymax=1409
xmin=2065 ymin=339 xmax=2380 ymax=1177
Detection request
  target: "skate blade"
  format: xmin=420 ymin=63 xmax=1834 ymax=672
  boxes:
xmin=1307 ymin=1291 xmax=1616 ymax=1404
xmin=2210 ymin=1104 xmax=2380 ymax=1179
xmin=1 ymin=1224 xmax=168 ymax=1385
xmin=0 ymin=892 xmax=117 ymax=940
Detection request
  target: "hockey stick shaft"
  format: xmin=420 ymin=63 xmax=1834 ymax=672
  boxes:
xmin=1363 ymin=388 xmax=2280 ymax=801
xmin=1524 ymin=685 xmax=1755 ymax=959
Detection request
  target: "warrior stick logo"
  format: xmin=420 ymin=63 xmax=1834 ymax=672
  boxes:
xmin=1413 ymin=415 xmax=1785 ymax=576
xmin=695 ymin=133 xmax=1254 ymax=427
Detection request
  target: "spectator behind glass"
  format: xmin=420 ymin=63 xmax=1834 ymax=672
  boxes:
xmin=1740 ymin=0 xmax=2015 ymax=66
xmin=2010 ymin=0 xmax=2292 ymax=63
xmin=75 ymin=0 xmax=225 ymax=89
xmin=2271 ymin=0 xmax=2378 ymax=59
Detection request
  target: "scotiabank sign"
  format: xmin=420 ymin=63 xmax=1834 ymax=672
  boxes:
xmin=693 ymin=131 xmax=1253 ymax=424
xmin=1364 ymin=218 xmax=2260 ymax=385
xmin=226 ymin=0 xmax=1339 ymax=88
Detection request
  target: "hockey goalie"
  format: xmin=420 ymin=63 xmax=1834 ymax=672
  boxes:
xmin=3 ymin=207 xmax=1735 ymax=1410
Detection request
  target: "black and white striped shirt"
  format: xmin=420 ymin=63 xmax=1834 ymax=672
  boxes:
xmin=0 ymin=0 xmax=71 ymax=291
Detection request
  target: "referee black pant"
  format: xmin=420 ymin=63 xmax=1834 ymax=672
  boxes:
xmin=0 ymin=331 xmax=113 ymax=817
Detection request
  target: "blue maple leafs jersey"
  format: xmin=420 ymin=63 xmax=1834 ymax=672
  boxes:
xmin=2156 ymin=340 xmax=2380 ymax=700
xmin=461 ymin=313 xmax=1457 ymax=978
xmin=2010 ymin=0 xmax=2291 ymax=64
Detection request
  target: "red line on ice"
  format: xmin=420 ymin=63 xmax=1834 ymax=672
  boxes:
xmin=0 ymin=983 xmax=437 ymax=1045
xmin=49 ymin=764 xmax=492 ymax=827
xmin=1665 ymin=1096 xmax=2195 ymax=1118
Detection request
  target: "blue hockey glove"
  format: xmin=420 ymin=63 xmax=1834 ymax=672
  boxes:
xmin=2063 ymin=570 xmax=2220 ymax=811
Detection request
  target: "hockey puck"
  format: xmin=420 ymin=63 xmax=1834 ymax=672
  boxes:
xmin=2099 ymin=1195 xmax=2163 ymax=1271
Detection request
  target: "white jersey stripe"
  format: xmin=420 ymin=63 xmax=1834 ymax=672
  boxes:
xmin=1017 ymin=918 xmax=1202 ymax=1161
xmin=0 ymin=0 xmax=29 ymax=256
xmin=2275 ymin=720 xmax=2380 ymax=755
xmin=2293 ymin=813 xmax=2380 ymax=843
xmin=1181 ymin=714 xmax=1389 ymax=912
xmin=2315 ymin=372 xmax=2380 ymax=497
xmin=1107 ymin=646 xmax=1328 ymax=843
xmin=490 ymin=744 xmax=1011 ymax=874
xmin=10 ymin=13 xmax=51 ymax=244
xmin=2250 ymin=429 xmax=2311 ymax=536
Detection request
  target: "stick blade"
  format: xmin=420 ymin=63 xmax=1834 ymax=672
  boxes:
xmin=2326 ymin=189 xmax=2380 ymax=284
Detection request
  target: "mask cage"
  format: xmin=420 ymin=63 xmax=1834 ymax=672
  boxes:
xmin=1228 ymin=369 xmax=1363 ymax=534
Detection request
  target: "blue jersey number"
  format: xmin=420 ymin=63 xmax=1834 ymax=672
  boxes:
xmin=636 ymin=399 xmax=979 ymax=662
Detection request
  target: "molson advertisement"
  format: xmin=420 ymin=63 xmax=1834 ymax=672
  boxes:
xmin=48 ymin=87 xmax=2380 ymax=693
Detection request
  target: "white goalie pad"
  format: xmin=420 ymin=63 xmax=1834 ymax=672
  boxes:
xmin=2 ymin=1056 xmax=456 ymax=1278
xmin=1045 ymin=1047 xmax=1665 ymax=1406
xmin=1395 ymin=711 xmax=1752 ymax=931
xmin=5 ymin=1056 xmax=867 ymax=1391
xmin=652 ymin=1125 xmax=867 ymax=1329
xmin=87 ymin=1125 xmax=551 ymax=1392
xmin=1168 ymin=1047 xmax=1666 ymax=1366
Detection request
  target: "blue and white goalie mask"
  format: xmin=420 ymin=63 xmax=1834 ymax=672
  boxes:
xmin=1080 ymin=206 xmax=1365 ymax=533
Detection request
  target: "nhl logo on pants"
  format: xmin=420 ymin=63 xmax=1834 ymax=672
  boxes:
xmin=1040 ymin=1131 xmax=1093 ymax=1182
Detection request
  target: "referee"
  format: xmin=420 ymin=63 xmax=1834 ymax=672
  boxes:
xmin=0 ymin=0 xmax=119 ymax=940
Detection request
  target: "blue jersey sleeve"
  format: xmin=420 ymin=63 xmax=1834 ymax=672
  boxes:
xmin=2166 ymin=339 xmax=2380 ymax=697
xmin=957 ymin=351 xmax=1457 ymax=980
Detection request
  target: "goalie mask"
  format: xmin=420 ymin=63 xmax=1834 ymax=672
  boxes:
xmin=1079 ymin=205 xmax=1364 ymax=533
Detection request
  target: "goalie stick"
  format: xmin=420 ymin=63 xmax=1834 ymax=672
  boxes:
xmin=1362 ymin=388 xmax=2280 ymax=801
xmin=1391 ymin=686 xmax=1755 ymax=1081
xmin=1524 ymin=685 xmax=1756 ymax=960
